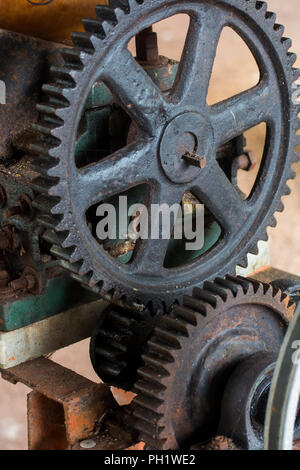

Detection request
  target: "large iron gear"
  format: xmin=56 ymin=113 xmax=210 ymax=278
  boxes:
xmin=131 ymin=276 xmax=296 ymax=450
xmin=31 ymin=0 xmax=299 ymax=308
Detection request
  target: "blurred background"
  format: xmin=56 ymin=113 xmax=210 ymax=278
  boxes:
xmin=0 ymin=0 xmax=299 ymax=450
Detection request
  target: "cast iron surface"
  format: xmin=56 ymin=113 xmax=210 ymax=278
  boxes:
xmin=90 ymin=304 xmax=156 ymax=390
xmin=31 ymin=0 xmax=299 ymax=308
xmin=218 ymin=352 xmax=277 ymax=450
xmin=131 ymin=276 xmax=295 ymax=450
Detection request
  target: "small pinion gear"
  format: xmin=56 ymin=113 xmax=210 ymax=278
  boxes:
xmin=90 ymin=303 xmax=156 ymax=391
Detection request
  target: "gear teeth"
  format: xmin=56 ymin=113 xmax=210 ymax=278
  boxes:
xmin=146 ymin=339 xmax=176 ymax=360
xmin=141 ymin=352 xmax=173 ymax=372
xmin=133 ymin=394 xmax=163 ymax=412
xmin=98 ymin=362 xmax=123 ymax=377
xmin=154 ymin=328 xmax=182 ymax=349
xmin=265 ymin=11 xmax=276 ymax=26
xmin=134 ymin=380 xmax=166 ymax=398
xmin=36 ymin=213 xmax=60 ymax=230
xmin=35 ymin=104 xmax=65 ymax=122
xmin=82 ymin=18 xmax=106 ymax=37
xmin=255 ymin=1 xmax=268 ymax=14
xmin=100 ymin=20 xmax=115 ymax=35
xmin=292 ymin=68 xmax=300 ymax=81
xmin=90 ymin=305 xmax=155 ymax=390
xmin=138 ymin=366 xmax=168 ymax=383
xmin=50 ymin=66 xmax=77 ymax=87
xmin=88 ymin=272 xmax=101 ymax=288
xmin=109 ymin=0 xmax=130 ymax=13
xmin=268 ymin=215 xmax=277 ymax=228
xmin=50 ymin=245 xmax=74 ymax=263
xmin=32 ymin=122 xmax=61 ymax=139
xmin=42 ymin=229 xmax=63 ymax=246
xmin=192 ymin=287 xmax=219 ymax=307
xmin=203 ymin=281 xmax=228 ymax=301
xmin=31 ymin=176 xmax=57 ymax=195
xmin=259 ymin=230 xmax=269 ymax=242
xmin=160 ymin=316 xmax=189 ymax=336
xmin=281 ymin=37 xmax=292 ymax=51
xmin=181 ymin=295 xmax=208 ymax=316
xmin=172 ymin=305 xmax=197 ymax=326
xmin=41 ymin=84 xmax=71 ymax=105
xmin=287 ymin=52 xmax=297 ymax=66
xmin=236 ymin=276 xmax=260 ymax=293
xmin=214 ymin=277 xmax=240 ymax=297
xmin=61 ymin=47 xmax=85 ymax=70
xmin=32 ymin=195 xmax=58 ymax=214
xmin=71 ymin=32 xmax=95 ymax=53
xmin=132 ymin=404 xmax=161 ymax=426
xmin=237 ymin=255 xmax=249 ymax=269
xmin=77 ymin=259 xmax=91 ymax=275
xmin=132 ymin=276 xmax=294 ymax=449
xmin=225 ymin=275 xmax=252 ymax=294
xmin=29 ymin=141 xmax=57 ymax=157
xmin=30 ymin=158 xmax=57 ymax=176
xmin=68 ymin=247 xmax=83 ymax=263
xmin=132 ymin=420 xmax=162 ymax=448
xmin=274 ymin=23 xmax=284 ymax=36
xmin=95 ymin=5 xmax=118 ymax=24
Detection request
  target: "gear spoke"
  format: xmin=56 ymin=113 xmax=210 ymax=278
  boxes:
xmin=172 ymin=8 xmax=225 ymax=107
xmin=75 ymin=140 xmax=155 ymax=213
xmin=211 ymin=81 xmax=274 ymax=147
xmin=193 ymin=161 xmax=247 ymax=231
xmin=102 ymin=48 xmax=168 ymax=136
xmin=130 ymin=185 xmax=182 ymax=276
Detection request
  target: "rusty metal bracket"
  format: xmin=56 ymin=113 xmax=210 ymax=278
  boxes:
xmin=0 ymin=357 xmax=137 ymax=450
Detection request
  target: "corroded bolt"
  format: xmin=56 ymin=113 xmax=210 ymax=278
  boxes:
xmin=182 ymin=152 xmax=207 ymax=169
xmin=9 ymin=274 xmax=36 ymax=293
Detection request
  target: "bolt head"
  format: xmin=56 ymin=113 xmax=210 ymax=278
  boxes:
xmin=79 ymin=439 xmax=96 ymax=449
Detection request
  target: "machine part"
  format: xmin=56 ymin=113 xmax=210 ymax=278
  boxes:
xmin=135 ymin=26 xmax=159 ymax=64
xmin=26 ymin=0 xmax=55 ymax=5
xmin=0 ymin=357 xmax=117 ymax=450
xmin=90 ymin=304 xmax=157 ymax=390
xmin=0 ymin=274 xmax=97 ymax=332
xmin=8 ymin=266 xmax=42 ymax=295
xmin=0 ymin=29 xmax=65 ymax=292
xmin=218 ymin=352 xmax=293 ymax=450
xmin=271 ymin=278 xmax=300 ymax=307
xmin=236 ymin=240 xmax=270 ymax=278
xmin=0 ymin=0 xmax=108 ymax=43
xmin=191 ymin=436 xmax=237 ymax=451
xmin=0 ymin=297 xmax=108 ymax=369
xmin=265 ymin=303 xmax=300 ymax=450
xmin=131 ymin=276 xmax=295 ymax=450
xmin=32 ymin=0 xmax=299 ymax=308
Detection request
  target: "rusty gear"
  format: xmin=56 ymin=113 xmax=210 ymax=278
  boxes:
xmin=31 ymin=0 xmax=299 ymax=308
xmin=131 ymin=276 xmax=295 ymax=449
